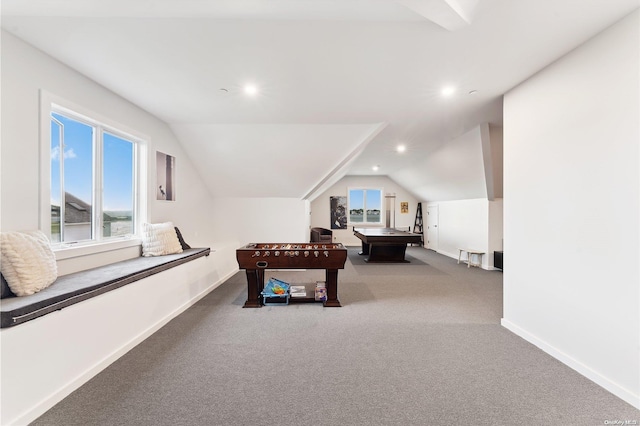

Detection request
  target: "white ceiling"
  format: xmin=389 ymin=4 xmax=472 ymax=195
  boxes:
xmin=2 ymin=0 xmax=638 ymax=200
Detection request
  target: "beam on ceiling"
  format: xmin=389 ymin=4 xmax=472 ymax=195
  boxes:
xmin=394 ymin=0 xmax=480 ymax=30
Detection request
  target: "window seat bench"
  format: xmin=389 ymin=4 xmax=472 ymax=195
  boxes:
xmin=0 ymin=247 xmax=210 ymax=329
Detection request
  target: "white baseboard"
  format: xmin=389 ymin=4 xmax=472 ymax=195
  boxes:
xmin=501 ymin=318 xmax=640 ymax=410
xmin=9 ymin=267 xmax=238 ymax=426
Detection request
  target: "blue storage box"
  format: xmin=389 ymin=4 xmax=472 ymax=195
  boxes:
xmin=261 ymin=278 xmax=290 ymax=306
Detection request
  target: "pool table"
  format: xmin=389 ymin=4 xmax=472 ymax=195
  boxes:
xmin=353 ymin=227 xmax=422 ymax=263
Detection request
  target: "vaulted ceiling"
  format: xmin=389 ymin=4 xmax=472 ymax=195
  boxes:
xmin=2 ymin=0 xmax=638 ymax=200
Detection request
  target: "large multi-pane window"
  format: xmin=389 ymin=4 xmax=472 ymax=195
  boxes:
xmin=50 ymin=109 xmax=138 ymax=244
xmin=348 ymin=188 xmax=383 ymax=225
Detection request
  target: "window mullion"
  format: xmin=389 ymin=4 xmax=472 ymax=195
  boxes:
xmin=53 ymin=116 xmax=66 ymax=242
xmin=362 ymin=190 xmax=366 ymax=223
xmin=132 ymin=142 xmax=140 ymax=234
xmin=60 ymin=124 xmax=65 ymax=242
xmin=94 ymin=126 xmax=104 ymax=241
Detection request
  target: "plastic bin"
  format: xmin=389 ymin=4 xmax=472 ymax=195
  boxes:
xmin=261 ymin=278 xmax=290 ymax=306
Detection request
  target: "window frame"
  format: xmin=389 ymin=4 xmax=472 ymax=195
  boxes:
xmin=347 ymin=187 xmax=384 ymax=226
xmin=40 ymin=91 xmax=148 ymax=258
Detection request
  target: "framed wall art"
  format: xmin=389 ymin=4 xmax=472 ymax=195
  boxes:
xmin=156 ymin=151 xmax=176 ymax=201
xmin=330 ymin=196 xmax=347 ymax=229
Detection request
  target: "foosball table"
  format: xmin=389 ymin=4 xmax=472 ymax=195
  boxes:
xmin=236 ymin=242 xmax=348 ymax=308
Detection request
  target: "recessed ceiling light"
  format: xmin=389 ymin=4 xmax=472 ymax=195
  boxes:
xmin=396 ymin=145 xmax=406 ymax=153
xmin=441 ymin=86 xmax=456 ymax=97
xmin=244 ymin=84 xmax=258 ymax=96
xmin=372 ymin=165 xmax=380 ymax=171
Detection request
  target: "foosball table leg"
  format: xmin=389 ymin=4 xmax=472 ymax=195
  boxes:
xmin=243 ymin=269 xmax=264 ymax=308
xmin=323 ymin=269 xmax=342 ymax=307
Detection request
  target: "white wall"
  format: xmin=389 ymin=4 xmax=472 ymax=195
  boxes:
xmin=310 ymin=175 xmax=419 ymax=246
xmin=0 ymin=31 xmax=241 ymax=424
xmin=489 ymin=125 xmax=504 ymax=199
xmin=209 ymin=197 xmax=309 ymax=246
xmin=502 ymin=10 xmax=639 ymax=409
xmin=425 ymin=198 xmax=495 ymax=269
xmin=1 ymin=254 xmax=224 ymax=426
xmin=1 ymin=30 xmax=225 ymax=263
xmin=391 ymin=125 xmax=489 ymax=202
xmin=488 ymin=199 xmax=503 ymax=268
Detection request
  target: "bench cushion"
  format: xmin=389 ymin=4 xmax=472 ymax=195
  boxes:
xmin=0 ymin=248 xmax=210 ymax=328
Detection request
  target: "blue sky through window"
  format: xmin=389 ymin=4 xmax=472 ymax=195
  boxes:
xmin=51 ymin=113 xmax=134 ymax=211
xmin=367 ymin=190 xmax=381 ymax=211
xmin=51 ymin=113 xmax=93 ymax=207
xmin=103 ymin=132 xmax=133 ymax=211
xmin=350 ymin=190 xmax=364 ymax=210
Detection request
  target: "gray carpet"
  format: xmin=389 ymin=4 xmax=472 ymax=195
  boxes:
xmin=31 ymin=247 xmax=639 ymax=425
xmin=347 ymin=248 xmax=429 ymax=266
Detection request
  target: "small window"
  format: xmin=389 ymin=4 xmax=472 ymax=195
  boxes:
xmin=67 ymin=202 xmax=86 ymax=211
xmin=348 ymin=188 xmax=383 ymax=225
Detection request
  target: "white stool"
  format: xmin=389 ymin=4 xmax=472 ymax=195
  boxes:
xmin=457 ymin=248 xmax=484 ymax=268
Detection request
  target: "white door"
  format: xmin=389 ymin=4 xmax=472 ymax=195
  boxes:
xmin=426 ymin=205 xmax=439 ymax=251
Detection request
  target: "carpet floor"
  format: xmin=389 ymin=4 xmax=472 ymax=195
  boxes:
xmin=30 ymin=247 xmax=639 ymax=425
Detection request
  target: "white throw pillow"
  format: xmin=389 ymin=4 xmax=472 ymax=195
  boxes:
xmin=0 ymin=230 xmax=58 ymax=296
xmin=141 ymin=222 xmax=183 ymax=256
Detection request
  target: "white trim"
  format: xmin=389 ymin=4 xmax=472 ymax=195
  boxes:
xmin=41 ymin=90 xmax=149 ymax=141
xmin=39 ymin=91 xmax=53 ymax=234
xmin=53 ymin=237 xmax=142 ymax=261
xmin=501 ymin=319 xmax=640 ymax=410
xmin=94 ymin=126 xmax=104 ymax=240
